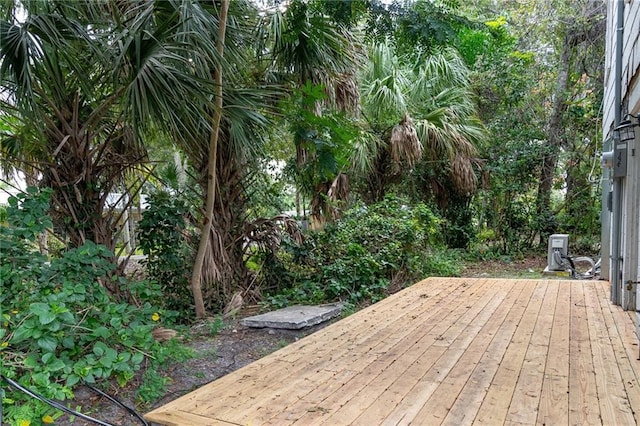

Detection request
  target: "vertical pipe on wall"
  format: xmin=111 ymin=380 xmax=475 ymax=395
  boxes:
xmin=611 ymin=0 xmax=624 ymax=304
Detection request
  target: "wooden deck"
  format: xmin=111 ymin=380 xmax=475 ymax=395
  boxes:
xmin=145 ymin=278 xmax=640 ymax=425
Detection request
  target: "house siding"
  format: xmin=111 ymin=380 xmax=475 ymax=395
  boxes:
xmin=604 ymin=0 xmax=640 ymax=133
xmin=603 ymin=0 xmax=640 ymax=310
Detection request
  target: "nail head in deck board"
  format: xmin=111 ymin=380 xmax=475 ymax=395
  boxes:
xmin=145 ymin=278 xmax=640 ymax=426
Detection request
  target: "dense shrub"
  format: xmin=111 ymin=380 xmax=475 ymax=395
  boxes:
xmin=137 ymin=190 xmax=197 ymax=322
xmin=262 ymin=196 xmax=461 ymax=307
xmin=0 ymin=188 xmax=173 ymax=425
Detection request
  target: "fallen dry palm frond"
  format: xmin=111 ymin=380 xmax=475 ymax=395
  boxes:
xmin=223 ymin=291 xmax=244 ymax=318
xmin=152 ymin=327 xmax=178 ymax=342
xmin=390 ymin=113 xmax=423 ymax=172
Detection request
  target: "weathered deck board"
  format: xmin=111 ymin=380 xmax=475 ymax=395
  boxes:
xmin=537 ymin=280 xmax=570 ymax=425
xmin=145 ymin=278 xmax=640 ymax=426
xmin=567 ymin=280 xmax=600 ymax=425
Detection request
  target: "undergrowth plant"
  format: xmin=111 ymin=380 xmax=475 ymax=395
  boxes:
xmin=0 ymin=187 xmax=179 ymax=425
xmin=137 ymin=190 xmax=196 ymax=322
xmin=262 ymin=195 xmax=461 ymax=307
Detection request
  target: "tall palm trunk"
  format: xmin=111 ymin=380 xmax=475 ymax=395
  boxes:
xmin=191 ymin=0 xmax=229 ymax=319
xmin=205 ymin=144 xmax=249 ymax=305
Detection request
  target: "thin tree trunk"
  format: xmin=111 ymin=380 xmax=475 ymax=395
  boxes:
xmin=536 ymin=34 xmax=571 ymax=237
xmin=191 ymin=0 xmax=229 ymax=319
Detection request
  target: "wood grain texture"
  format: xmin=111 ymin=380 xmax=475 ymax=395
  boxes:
xmin=145 ymin=278 xmax=640 ymax=426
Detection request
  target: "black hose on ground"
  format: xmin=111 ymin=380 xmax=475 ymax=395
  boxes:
xmin=0 ymin=375 xmax=148 ymax=426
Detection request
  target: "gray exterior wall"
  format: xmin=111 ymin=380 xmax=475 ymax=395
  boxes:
xmin=603 ymin=0 xmax=640 ymax=309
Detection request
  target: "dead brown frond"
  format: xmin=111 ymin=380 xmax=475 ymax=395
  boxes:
xmin=472 ymin=158 xmax=489 ymax=190
xmin=327 ymin=173 xmax=349 ymax=220
xmin=243 ymin=214 xmax=304 ymax=255
xmin=152 ymin=327 xmax=178 ymax=342
xmin=390 ymin=113 xmax=423 ymax=172
xmin=203 ymin=227 xmax=227 ymax=286
xmin=451 ymin=155 xmax=478 ymax=195
xmin=328 ymin=173 xmax=349 ymax=203
xmin=223 ymin=291 xmax=244 ymax=318
xmin=334 ymin=73 xmax=360 ymax=114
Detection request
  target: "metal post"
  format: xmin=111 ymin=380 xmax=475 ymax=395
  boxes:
xmin=611 ymin=0 xmax=625 ymax=304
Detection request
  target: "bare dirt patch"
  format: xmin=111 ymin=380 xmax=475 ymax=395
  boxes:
xmin=54 ymin=316 xmax=333 ymax=425
xmin=461 ymin=255 xmax=548 ymax=278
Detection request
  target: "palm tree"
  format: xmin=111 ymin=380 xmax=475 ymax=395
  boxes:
xmin=148 ymin=0 xmax=279 ymax=314
xmin=258 ymin=0 xmax=360 ymax=227
xmin=0 ymin=2 xmax=218 ymax=268
xmin=354 ymin=40 xmax=486 ymax=205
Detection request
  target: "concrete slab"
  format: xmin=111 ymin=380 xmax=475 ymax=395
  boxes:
xmin=241 ymin=303 xmax=342 ymax=330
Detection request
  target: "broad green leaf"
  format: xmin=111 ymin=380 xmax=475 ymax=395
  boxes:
xmin=62 ymin=336 xmax=75 ymax=349
xmin=49 ymin=357 xmax=66 ymax=372
xmin=92 ymin=326 xmax=110 ymax=338
xmin=30 ymin=302 xmax=56 ymax=325
xmin=132 ymin=352 xmax=144 ymax=365
xmin=24 ymin=354 xmax=40 ymax=369
xmin=37 ymin=336 xmax=58 ymax=352
xmin=66 ymin=374 xmax=80 ymax=387
xmin=32 ymin=372 xmax=51 ymax=387
xmin=11 ymin=325 xmax=33 ymax=343
xmin=93 ymin=341 xmax=107 ymax=357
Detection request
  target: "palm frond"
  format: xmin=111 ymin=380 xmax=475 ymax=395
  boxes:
xmin=360 ymin=41 xmax=410 ymax=124
xmin=263 ymin=0 xmax=358 ymax=95
xmin=0 ymin=20 xmax=36 ymax=102
xmin=390 ymin=113 xmax=423 ymax=171
xmin=334 ymin=72 xmax=360 ymax=114
xmin=350 ymin=130 xmax=385 ymax=175
xmin=451 ymin=154 xmax=478 ymax=194
xmin=328 ymin=172 xmax=349 ymax=202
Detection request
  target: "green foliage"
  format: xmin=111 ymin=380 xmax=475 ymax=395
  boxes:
xmin=262 ymin=196 xmax=460 ymax=307
xmin=137 ymin=368 xmax=172 ymax=405
xmin=136 ymin=339 xmax=194 ymax=406
xmin=460 ymin=2 xmax=604 ymax=252
xmin=207 ymin=317 xmax=225 ymax=337
xmin=0 ymin=1 xmax=224 ymax=252
xmin=313 ymin=0 xmax=369 ymax=28
xmin=0 ymin=188 xmax=171 ymax=425
xmin=137 ymin=190 xmax=196 ymax=323
xmin=246 ymin=160 xmax=296 ymax=219
xmin=478 ymin=136 xmax=547 ymax=254
xmin=366 ymin=0 xmax=472 ymax=59
xmin=283 ymin=82 xmax=358 ymax=194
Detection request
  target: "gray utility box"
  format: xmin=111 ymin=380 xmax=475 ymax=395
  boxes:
xmin=547 ymin=234 xmax=569 ymax=271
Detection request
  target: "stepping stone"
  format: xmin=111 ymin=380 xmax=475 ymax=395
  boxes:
xmin=241 ymin=304 xmax=342 ymax=330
